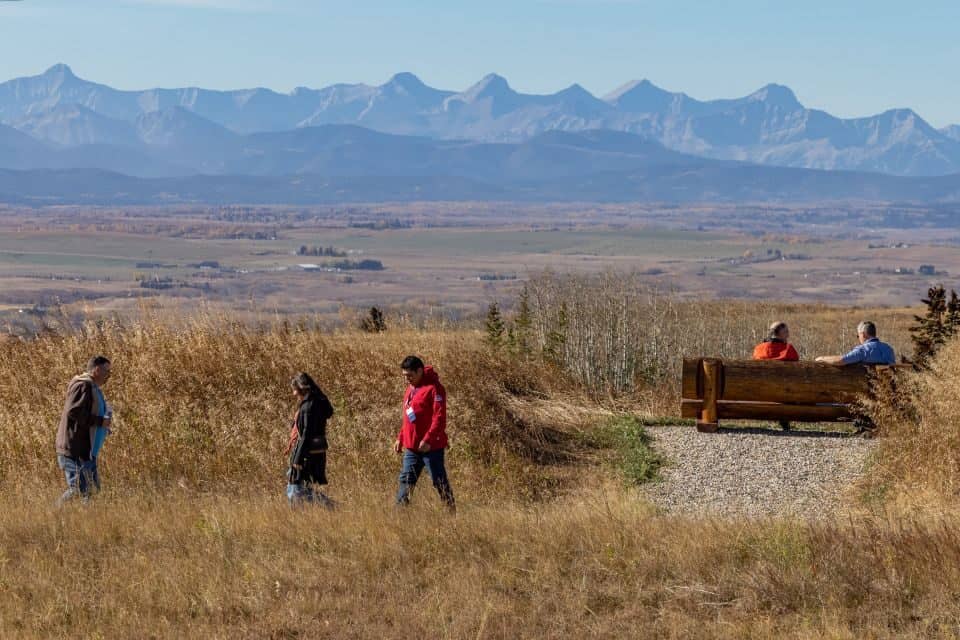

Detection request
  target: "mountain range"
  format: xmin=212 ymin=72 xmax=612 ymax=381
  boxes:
xmin=2 ymin=64 xmax=960 ymax=178
xmin=4 ymin=161 xmax=960 ymax=206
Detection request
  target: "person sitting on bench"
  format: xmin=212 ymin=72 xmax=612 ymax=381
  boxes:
xmin=752 ymin=321 xmax=799 ymax=430
xmin=815 ymin=320 xmax=895 ymax=366
xmin=752 ymin=321 xmax=799 ymax=361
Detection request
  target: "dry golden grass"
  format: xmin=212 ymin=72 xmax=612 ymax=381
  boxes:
xmin=0 ymin=311 xmax=588 ymax=498
xmin=5 ymin=488 xmax=960 ymax=638
xmin=864 ymin=338 xmax=960 ymax=510
xmin=1 ymin=295 xmax=953 ymax=639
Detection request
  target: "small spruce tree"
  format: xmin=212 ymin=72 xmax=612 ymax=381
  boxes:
xmin=543 ymin=301 xmax=567 ymax=364
xmin=911 ymin=285 xmax=949 ymax=366
xmin=512 ymin=284 xmax=533 ymax=356
xmin=485 ymin=301 xmax=505 ymax=348
xmin=947 ymin=289 xmax=960 ymax=336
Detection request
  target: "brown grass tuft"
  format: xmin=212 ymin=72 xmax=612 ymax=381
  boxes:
xmin=865 ymin=338 xmax=960 ymax=509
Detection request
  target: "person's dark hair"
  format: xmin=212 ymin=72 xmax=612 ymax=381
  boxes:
xmin=400 ymin=355 xmax=424 ymax=371
xmin=857 ymin=321 xmax=877 ymax=337
xmin=86 ymin=355 xmax=110 ymax=372
xmin=290 ymin=372 xmax=321 ymax=396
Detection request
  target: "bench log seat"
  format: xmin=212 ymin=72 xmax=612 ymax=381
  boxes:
xmin=680 ymin=358 xmax=905 ymax=433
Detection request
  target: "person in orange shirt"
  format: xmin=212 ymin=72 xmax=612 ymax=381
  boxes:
xmin=752 ymin=321 xmax=799 ymax=430
xmin=752 ymin=321 xmax=799 ymax=361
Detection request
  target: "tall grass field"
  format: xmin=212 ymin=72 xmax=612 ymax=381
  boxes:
xmin=1 ymin=279 xmax=956 ymax=638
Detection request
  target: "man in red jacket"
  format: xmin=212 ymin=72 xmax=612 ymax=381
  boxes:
xmin=394 ymin=355 xmax=455 ymax=509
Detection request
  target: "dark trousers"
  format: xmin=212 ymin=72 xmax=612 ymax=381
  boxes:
xmin=396 ymin=448 xmax=455 ymax=508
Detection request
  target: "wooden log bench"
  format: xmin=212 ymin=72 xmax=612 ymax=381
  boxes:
xmin=680 ymin=358 xmax=905 ymax=433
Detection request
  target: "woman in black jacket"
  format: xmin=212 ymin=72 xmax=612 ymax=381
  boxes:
xmin=286 ymin=372 xmax=335 ymax=507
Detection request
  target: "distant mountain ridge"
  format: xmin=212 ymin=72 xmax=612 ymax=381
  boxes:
xmin=2 ymin=64 xmax=959 ymax=177
xmin=3 ymin=162 xmax=960 ymax=206
xmin=0 ymin=121 xmax=716 ymax=181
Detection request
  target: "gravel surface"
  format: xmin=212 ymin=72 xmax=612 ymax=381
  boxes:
xmin=642 ymin=426 xmax=878 ymax=518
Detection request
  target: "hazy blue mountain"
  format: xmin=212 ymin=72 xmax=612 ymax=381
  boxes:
xmin=297 ymin=73 xmax=456 ymax=138
xmin=0 ymin=122 xmax=54 ymax=168
xmin=600 ymin=82 xmax=960 ymax=175
xmin=136 ymin=106 xmax=239 ymax=147
xmin=942 ymin=125 xmax=960 ymax=142
xmin=0 ymin=64 xmax=319 ymax=134
xmin=135 ymin=106 xmax=242 ymax=173
xmin=0 ymin=121 xmax=180 ymax=177
xmin=0 ymin=169 xmax=507 ymax=205
xmin=207 ymin=126 xmax=702 ymax=181
xmin=14 ymin=104 xmax=139 ymax=147
xmin=294 ymin=82 xmax=379 ymax=126
xmin=328 ymin=72 xmax=452 ymax=135
xmin=3 ymin=162 xmax=960 ymax=206
xmin=0 ymin=117 xmax=705 ymax=180
xmin=5 ymin=115 xmax=959 ymax=193
xmin=604 ymin=78 xmax=713 ymax=118
xmin=434 ymin=75 xmax=613 ymax=142
xmin=48 ymin=144 xmax=187 ymax=178
xmin=3 ymin=64 xmax=960 ymax=176
xmin=746 ymin=108 xmax=960 ymax=176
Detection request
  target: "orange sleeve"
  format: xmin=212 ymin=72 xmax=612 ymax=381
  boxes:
xmin=783 ymin=345 xmax=800 ymax=361
xmin=752 ymin=343 xmax=771 ymax=360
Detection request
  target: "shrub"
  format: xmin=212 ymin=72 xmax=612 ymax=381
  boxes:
xmin=594 ymin=415 xmax=664 ymax=485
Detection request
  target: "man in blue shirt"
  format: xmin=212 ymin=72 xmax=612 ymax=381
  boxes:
xmin=815 ymin=321 xmax=896 ymax=365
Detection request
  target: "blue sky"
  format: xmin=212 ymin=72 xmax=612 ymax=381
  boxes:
xmin=1 ymin=0 xmax=957 ymax=126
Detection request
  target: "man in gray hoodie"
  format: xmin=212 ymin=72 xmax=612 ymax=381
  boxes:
xmin=55 ymin=355 xmax=112 ymax=502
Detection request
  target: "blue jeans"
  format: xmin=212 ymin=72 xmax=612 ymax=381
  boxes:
xmin=57 ymin=455 xmax=95 ymax=503
xmin=88 ymin=457 xmax=102 ymax=491
xmin=396 ymin=448 xmax=455 ymax=508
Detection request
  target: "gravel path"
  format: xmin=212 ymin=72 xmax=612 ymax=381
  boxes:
xmin=642 ymin=426 xmax=878 ymax=518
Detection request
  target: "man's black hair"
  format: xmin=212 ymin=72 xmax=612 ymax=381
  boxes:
xmin=400 ymin=355 xmax=424 ymax=371
xmin=87 ymin=355 xmax=110 ymax=371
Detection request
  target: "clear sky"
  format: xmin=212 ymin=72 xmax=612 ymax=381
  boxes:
xmin=1 ymin=0 xmax=957 ymax=127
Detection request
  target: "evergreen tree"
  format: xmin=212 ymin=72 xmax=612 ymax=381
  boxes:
xmin=485 ymin=301 xmax=505 ymax=348
xmin=543 ymin=301 xmax=567 ymax=364
xmin=513 ymin=284 xmax=533 ymax=356
xmin=911 ymin=285 xmax=948 ymax=366
xmin=947 ymin=290 xmax=960 ymax=337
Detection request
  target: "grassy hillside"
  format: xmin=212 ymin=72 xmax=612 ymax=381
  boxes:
xmin=4 ymin=289 xmax=959 ymax=638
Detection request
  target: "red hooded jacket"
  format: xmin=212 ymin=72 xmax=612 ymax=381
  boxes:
xmin=752 ymin=339 xmax=799 ymax=361
xmin=397 ymin=366 xmax=448 ymax=451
